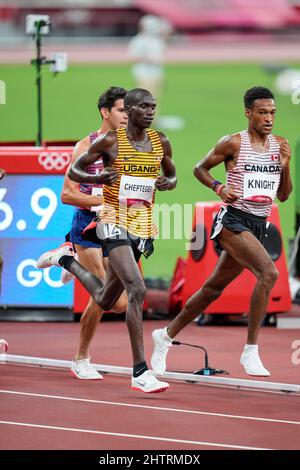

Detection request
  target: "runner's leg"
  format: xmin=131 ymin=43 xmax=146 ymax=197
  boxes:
xmin=168 ymin=250 xmax=244 ymax=338
xmin=99 ymin=245 xmax=146 ymax=365
xmin=103 ymin=257 xmax=128 ymax=313
xmin=217 ymin=227 xmax=278 ymax=344
xmin=74 ymin=245 xmax=105 ymax=360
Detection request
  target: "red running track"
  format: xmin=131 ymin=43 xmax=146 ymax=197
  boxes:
xmin=0 ymin=321 xmax=300 ymax=450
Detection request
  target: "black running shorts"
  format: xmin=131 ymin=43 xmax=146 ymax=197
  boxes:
xmin=210 ymin=205 xmax=267 ymax=251
xmin=95 ymin=223 xmax=154 ymax=262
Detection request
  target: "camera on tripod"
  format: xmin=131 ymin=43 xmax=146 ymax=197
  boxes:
xmin=26 ymin=15 xmax=51 ymax=36
xmin=26 ymin=14 xmax=68 ymax=144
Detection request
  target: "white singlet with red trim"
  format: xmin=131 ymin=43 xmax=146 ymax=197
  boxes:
xmin=79 ymin=131 xmax=104 ymax=211
xmin=226 ymin=130 xmax=282 ymax=217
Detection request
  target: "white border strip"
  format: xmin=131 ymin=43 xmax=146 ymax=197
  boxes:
xmin=2 ymin=353 xmax=300 ymax=393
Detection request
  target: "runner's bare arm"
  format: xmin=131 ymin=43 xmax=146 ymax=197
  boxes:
xmin=194 ymin=134 xmax=240 ymax=203
xmin=60 ymin=138 xmax=104 ymax=208
xmin=68 ymin=131 xmax=118 ymax=185
xmin=276 ymin=137 xmax=293 ymax=202
xmin=0 ymin=168 xmax=6 ymax=180
xmin=155 ymin=132 xmax=177 ymax=191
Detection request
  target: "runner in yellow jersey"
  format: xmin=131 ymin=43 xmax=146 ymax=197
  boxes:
xmin=41 ymin=89 xmax=177 ymax=394
xmin=98 ymin=125 xmax=165 ymax=242
xmin=36 ymin=87 xmax=128 ymax=380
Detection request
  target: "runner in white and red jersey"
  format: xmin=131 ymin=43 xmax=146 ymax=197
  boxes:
xmin=37 ymin=87 xmax=128 ymax=380
xmin=151 ymin=86 xmax=292 ymax=378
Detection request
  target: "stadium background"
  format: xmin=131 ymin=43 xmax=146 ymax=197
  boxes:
xmin=1 ymin=1 xmax=300 ymax=454
xmin=0 ymin=0 xmax=299 ymax=279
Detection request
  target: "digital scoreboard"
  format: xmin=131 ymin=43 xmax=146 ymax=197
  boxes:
xmin=0 ymin=146 xmax=75 ymax=306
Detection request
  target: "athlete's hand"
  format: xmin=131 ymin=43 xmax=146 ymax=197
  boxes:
xmin=279 ymin=140 xmax=291 ymax=168
xmin=219 ymin=185 xmax=239 ymax=203
xmin=155 ymin=175 xmax=170 ymax=191
xmin=96 ymin=167 xmax=119 ymax=185
xmin=0 ymin=168 xmax=6 ymax=180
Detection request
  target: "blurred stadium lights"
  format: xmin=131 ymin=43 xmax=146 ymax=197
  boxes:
xmin=4 ymin=1 xmax=134 ymax=5
xmin=1 ymin=0 xmax=300 ymax=41
xmin=134 ymin=0 xmax=300 ymax=29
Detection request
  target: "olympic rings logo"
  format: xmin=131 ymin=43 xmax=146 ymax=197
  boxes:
xmin=38 ymin=152 xmax=71 ymax=171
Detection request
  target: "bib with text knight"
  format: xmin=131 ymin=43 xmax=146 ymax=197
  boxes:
xmin=243 ymin=172 xmax=280 ymax=203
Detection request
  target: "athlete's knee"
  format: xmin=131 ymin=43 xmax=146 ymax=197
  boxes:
xmin=128 ymin=279 xmax=146 ymax=304
xmin=256 ymin=262 xmax=279 ymax=290
xmin=263 ymin=266 xmax=279 ymax=289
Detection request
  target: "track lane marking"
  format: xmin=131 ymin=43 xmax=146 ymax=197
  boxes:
xmin=1 ymin=389 xmax=299 ymax=426
xmin=0 ymin=420 xmax=271 ymax=450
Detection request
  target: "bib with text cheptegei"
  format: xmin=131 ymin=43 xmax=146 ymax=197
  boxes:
xmin=119 ymin=175 xmax=156 ymax=207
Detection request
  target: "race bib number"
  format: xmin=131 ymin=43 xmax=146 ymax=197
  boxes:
xmin=119 ymin=175 xmax=155 ymax=207
xmin=91 ymin=187 xmax=103 ymax=213
xmin=243 ymin=173 xmax=280 ymax=203
xmin=101 ymin=223 xmax=121 ymax=239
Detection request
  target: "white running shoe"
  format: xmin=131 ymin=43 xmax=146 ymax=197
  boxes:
xmin=131 ymin=370 xmax=169 ymax=393
xmin=240 ymin=347 xmax=270 ymax=377
xmin=36 ymin=242 xmax=74 ymax=269
xmin=70 ymin=358 xmax=103 ymax=380
xmin=151 ymin=327 xmax=173 ymax=375
xmin=0 ymin=339 xmax=8 ymax=353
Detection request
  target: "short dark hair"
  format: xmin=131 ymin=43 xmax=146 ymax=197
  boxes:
xmin=97 ymin=86 xmax=127 ymax=112
xmin=124 ymin=88 xmax=153 ymax=107
xmin=244 ymin=86 xmax=274 ymax=109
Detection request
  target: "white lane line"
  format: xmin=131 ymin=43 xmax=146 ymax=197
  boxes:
xmin=196 ymin=382 xmax=297 ymax=395
xmin=1 ymin=389 xmax=299 ymax=426
xmin=0 ymin=420 xmax=271 ymax=450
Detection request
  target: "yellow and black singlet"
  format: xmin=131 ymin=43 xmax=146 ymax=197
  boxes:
xmin=100 ymin=127 xmax=164 ymax=238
